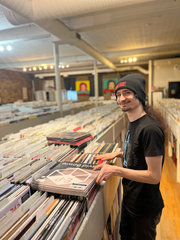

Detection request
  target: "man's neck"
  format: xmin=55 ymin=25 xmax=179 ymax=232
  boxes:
xmin=127 ymin=106 xmax=146 ymax=122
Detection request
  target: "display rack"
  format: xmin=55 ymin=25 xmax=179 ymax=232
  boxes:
xmin=95 ymin=114 xmax=127 ymax=144
xmin=74 ymin=158 xmax=121 ymax=240
xmin=0 ymin=104 xmax=95 ymax=140
xmin=0 ymin=109 xmax=127 ymax=240
xmin=74 ymin=113 xmax=127 ymax=240
xmin=159 ymin=103 xmax=180 ymax=182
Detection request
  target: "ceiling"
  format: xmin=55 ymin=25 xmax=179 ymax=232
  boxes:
xmin=0 ymin=0 xmax=180 ymax=74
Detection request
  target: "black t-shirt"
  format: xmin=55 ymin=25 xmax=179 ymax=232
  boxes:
xmin=122 ymin=114 xmax=164 ymax=218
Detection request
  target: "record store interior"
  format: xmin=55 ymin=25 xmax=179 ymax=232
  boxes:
xmin=0 ymin=0 xmax=180 ymax=239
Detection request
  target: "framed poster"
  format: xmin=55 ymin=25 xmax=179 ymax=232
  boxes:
xmin=75 ymin=80 xmax=90 ymax=92
xmin=103 ymin=78 xmax=118 ymax=92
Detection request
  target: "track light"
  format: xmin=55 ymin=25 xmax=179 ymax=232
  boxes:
xmin=7 ymin=45 xmax=12 ymax=51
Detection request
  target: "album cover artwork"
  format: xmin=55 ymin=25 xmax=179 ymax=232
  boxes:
xmin=31 ymin=163 xmax=99 ymax=197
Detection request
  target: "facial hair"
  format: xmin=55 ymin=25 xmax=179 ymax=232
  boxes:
xmin=121 ymin=107 xmax=131 ymax=112
xmin=117 ymin=101 xmax=131 ymax=112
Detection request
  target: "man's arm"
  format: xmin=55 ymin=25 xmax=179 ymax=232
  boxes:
xmin=94 ymin=155 xmax=163 ymax=184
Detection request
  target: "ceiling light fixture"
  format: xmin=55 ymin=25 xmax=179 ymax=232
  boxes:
xmin=33 ymin=67 xmax=37 ymax=71
xmin=133 ymin=57 xmax=137 ymax=62
xmin=23 ymin=68 xmax=27 ymax=71
xmin=120 ymin=60 xmax=124 ymax=63
xmin=44 ymin=66 xmax=47 ymax=69
xmin=39 ymin=67 xmax=42 ymax=70
xmin=62 ymin=65 xmax=65 ymax=68
xmin=0 ymin=46 xmax=4 ymax=51
xmin=29 ymin=68 xmax=32 ymax=71
xmin=7 ymin=45 xmax=12 ymax=51
xmin=124 ymin=60 xmax=127 ymax=63
xmin=50 ymin=65 xmax=54 ymax=69
xmin=58 ymin=65 xmax=61 ymax=68
xmin=66 ymin=65 xmax=69 ymax=68
xmin=128 ymin=58 xmax=132 ymax=63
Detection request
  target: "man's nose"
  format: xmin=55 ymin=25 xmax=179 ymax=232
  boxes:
xmin=120 ymin=94 xmax=125 ymax=101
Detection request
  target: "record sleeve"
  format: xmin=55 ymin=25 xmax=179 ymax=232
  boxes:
xmin=47 ymin=131 xmax=92 ymax=143
xmin=31 ymin=162 xmax=99 ymax=197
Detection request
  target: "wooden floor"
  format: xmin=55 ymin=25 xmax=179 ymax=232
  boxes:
xmin=156 ymin=149 xmax=180 ymax=240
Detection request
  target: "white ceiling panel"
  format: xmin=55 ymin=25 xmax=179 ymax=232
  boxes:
xmin=0 ymin=37 xmax=85 ymax=64
xmin=0 ymin=5 xmax=17 ymax=30
xmin=0 ymin=0 xmax=180 ymax=71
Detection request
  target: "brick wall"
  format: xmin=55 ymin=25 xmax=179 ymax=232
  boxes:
xmin=0 ymin=69 xmax=33 ymax=104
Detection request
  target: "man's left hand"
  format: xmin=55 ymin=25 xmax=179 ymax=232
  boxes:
xmin=93 ymin=164 xmax=117 ymax=184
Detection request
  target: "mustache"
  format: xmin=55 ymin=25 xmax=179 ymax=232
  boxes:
xmin=117 ymin=100 xmax=130 ymax=105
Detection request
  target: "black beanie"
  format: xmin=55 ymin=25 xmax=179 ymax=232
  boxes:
xmin=115 ymin=74 xmax=146 ymax=105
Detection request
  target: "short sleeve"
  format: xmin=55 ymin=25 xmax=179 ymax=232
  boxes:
xmin=142 ymin=124 xmax=164 ymax=157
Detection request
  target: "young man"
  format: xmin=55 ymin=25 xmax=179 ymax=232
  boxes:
xmin=94 ymin=74 xmax=164 ymax=240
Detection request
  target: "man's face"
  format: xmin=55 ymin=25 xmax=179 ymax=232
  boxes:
xmin=116 ymin=88 xmax=140 ymax=112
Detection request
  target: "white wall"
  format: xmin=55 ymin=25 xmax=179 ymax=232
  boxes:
xmin=153 ymin=58 xmax=180 ymax=96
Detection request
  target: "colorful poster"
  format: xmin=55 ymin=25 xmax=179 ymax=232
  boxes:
xmin=75 ymin=80 xmax=90 ymax=96
xmin=103 ymin=78 xmax=118 ymax=92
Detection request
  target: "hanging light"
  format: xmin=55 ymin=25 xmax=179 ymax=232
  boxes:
xmin=50 ymin=65 xmax=54 ymax=69
xmin=23 ymin=68 xmax=27 ymax=71
xmin=128 ymin=58 xmax=132 ymax=63
xmin=29 ymin=68 xmax=32 ymax=71
xmin=66 ymin=65 xmax=69 ymax=68
xmin=133 ymin=57 xmax=137 ymax=62
xmin=120 ymin=60 xmax=124 ymax=63
xmin=44 ymin=66 xmax=47 ymax=69
xmin=124 ymin=60 xmax=127 ymax=63
xmin=0 ymin=46 xmax=4 ymax=51
xmin=7 ymin=45 xmax=12 ymax=51
xmin=39 ymin=67 xmax=42 ymax=70
xmin=62 ymin=65 xmax=65 ymax=68
xmin=58 ymin=65 xmax=61 ymax=68
xmin=33 ymin=67 xmax=37 ymax=71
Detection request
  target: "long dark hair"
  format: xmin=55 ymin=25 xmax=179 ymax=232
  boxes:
xmin=143 ymin=105 xmax=169 ymax=145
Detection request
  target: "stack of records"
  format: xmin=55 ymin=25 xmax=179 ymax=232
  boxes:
xmin=47 ymin=131 xmax=93 ymax=146
xmin=31 ymin=162 xmax=99 ymax=197
xmin=0 ymin=191 xmax=86 ymax=240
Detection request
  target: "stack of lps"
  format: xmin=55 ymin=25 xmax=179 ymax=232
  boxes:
xmin=0 ymin=191 xmax=86 ymax=240
xmin=0 ymin=181 xmax=31 ymax=219
xmin=47 ymin=131 xmax=93 ymax=146
xmin=30 ymin=161 xmax=99 ymax=197
xmin=83 ymin=142 xmax=119 ymax=164
xmin=0 ymin=137 xmax=75 ymax=185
